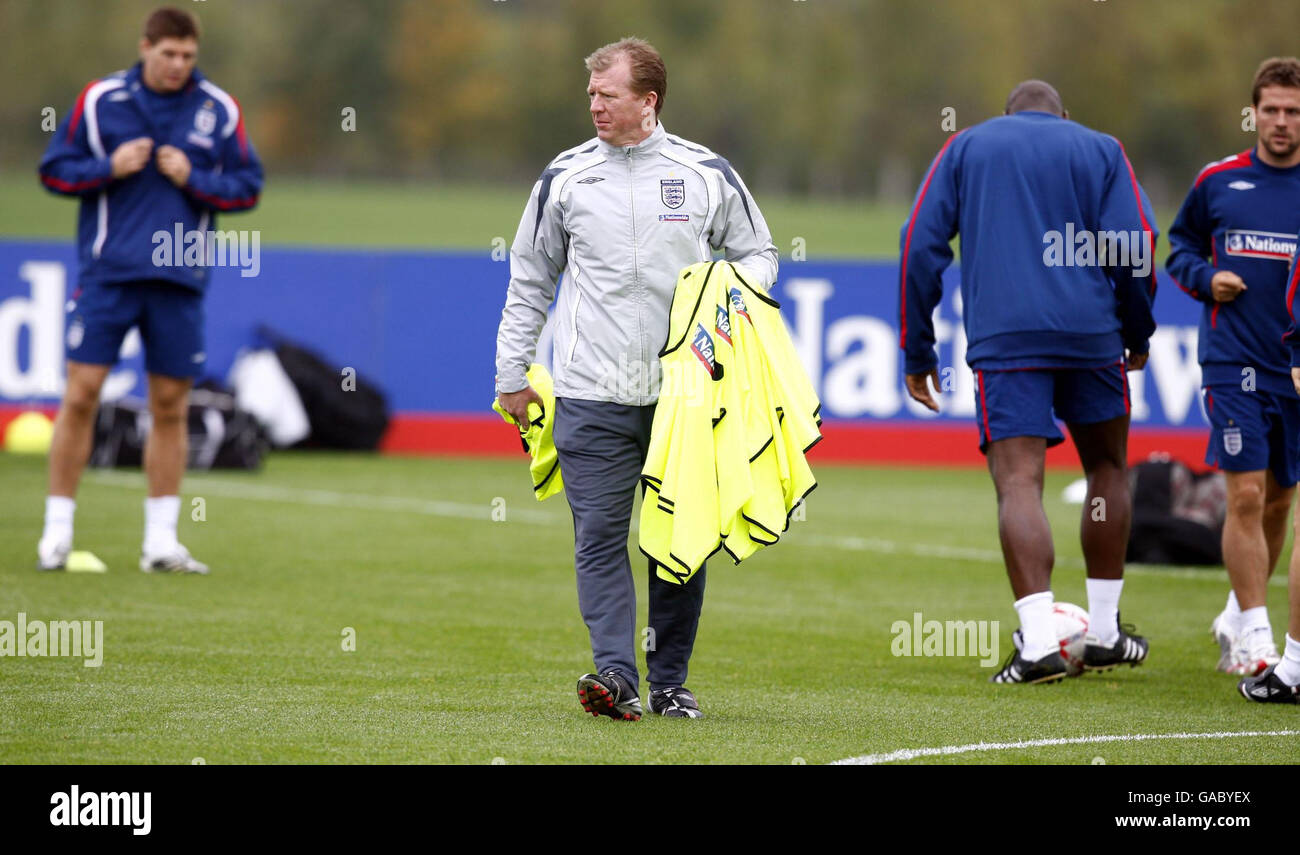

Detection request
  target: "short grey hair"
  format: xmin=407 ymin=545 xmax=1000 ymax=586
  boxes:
xmin=585 ymin=37 xmax=667 ymax=115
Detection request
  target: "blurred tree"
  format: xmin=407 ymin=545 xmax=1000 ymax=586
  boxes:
xmin=2 ymin=0 xmax=1298 ymax=209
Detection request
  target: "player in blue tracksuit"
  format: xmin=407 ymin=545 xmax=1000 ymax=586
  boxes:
xmin=34 ymin=7 xmax=262 ymax=574
xmin=1168 ymin=58 xmax=1300 ymax=684
xmin=900 ymin=80 xmax=1157 ymax=684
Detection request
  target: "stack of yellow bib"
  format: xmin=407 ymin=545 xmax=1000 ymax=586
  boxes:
xmin=640 ymin=261 xmax=821 ymax=584
xmin=492 ymin=363 xmax=563 ymax=500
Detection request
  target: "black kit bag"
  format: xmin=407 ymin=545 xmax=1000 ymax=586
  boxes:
xmin=1125 ymin=457 xmax=1225 ymax=566
xmin=89 ymin=386 xmax=269 ymax=470
xmin=258 ymin=326 xmax=390 ymax=450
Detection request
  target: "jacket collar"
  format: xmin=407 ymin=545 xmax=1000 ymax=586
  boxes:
xmin=124 ymin=61 xmax=206 ymax=97
xmin=598 ymin=121 xmax=667 ymax=159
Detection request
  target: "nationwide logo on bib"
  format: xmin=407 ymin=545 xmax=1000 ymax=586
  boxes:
xmin=1224 ymin=425 xmax=1243 ymax=456
xmin=715 ymin=304 xmax=732 ymax=345
xmin=1223 ymin=229 xmax=1297 ymax=261
xmin=690 ymin=323 xmax=716 ymax=376
xmin=661 ymin=179 xmax=685 ymax=209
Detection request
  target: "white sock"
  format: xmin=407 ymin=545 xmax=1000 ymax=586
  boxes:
xmin=1239 ymin=605 xmax=1272 ymax=638
xmin=1222 ymin=589 xmax=1242 ymax=634
xmin=1275 ymin=634 xmax=1300 ymax=686
xmin=42 ymin=496 xmax=76 ymax=544
xmin=1015 ymin=591 xmax=1056 ymax=661
xmin=1086 ymin=577 xmax=1124 ymax=645
xmin=143 ymin=496 xmax=181 ymax=555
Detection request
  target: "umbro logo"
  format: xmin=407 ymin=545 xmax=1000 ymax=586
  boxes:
xmin=576 ymin=177 xmax=604 ymax=184
xmin=1227 ymin=180 xmax=1255 ymax=191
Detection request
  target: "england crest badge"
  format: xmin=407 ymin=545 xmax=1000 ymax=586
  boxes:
xmin=194 ymin=105 xmax=217 ymax=137
xmin=1223 ymin=425 xmax=1243 ymax=456
xmin=661 ymin=179 xmax=685 ymax=209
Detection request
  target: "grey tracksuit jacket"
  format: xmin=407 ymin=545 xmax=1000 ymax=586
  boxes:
xmin=494 ymin=122 xmax=780 ymax=406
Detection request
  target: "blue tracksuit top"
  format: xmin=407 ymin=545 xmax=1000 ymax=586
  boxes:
xmin=1167 ymin=147 xmax=1300 ymax=395
xmin=38 ymin=62 xmax=263 ymax=293
xmin=900 ymin=111 xmax=1158 ymax=374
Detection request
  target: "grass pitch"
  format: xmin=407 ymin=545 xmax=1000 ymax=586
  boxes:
xmin=1 ymin=450 xmax=1295 ymax=764
xmin=1 ymin=175 xmax=911 ymax=258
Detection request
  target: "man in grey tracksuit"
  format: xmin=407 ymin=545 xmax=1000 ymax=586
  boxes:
xmin=494 ymin=37 xmax=778 ymax=720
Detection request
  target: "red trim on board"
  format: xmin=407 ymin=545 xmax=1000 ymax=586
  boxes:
xmin=0 ymin=406 xmax=1210 ymax=471
xmin=375 ymin=411 xmax=1210 ymax=470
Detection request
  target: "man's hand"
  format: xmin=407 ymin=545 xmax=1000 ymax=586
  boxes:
xmin=156 ymin=145 xmax=191 ymax=188
xmin=497 ymin=385 xmax=544 ymax=429
xmin=1292 ymin=366 xmax=1300 ymax=397
xmin=905 ymin=370 xmax=941 ymax=413
xmin=1210 ymin=270 xmax=1247 ymax=303
xmin=109 ymin=137 xmax=153 ymax=179
xmin=1126 ymin=350 xmax=1148 ymax=371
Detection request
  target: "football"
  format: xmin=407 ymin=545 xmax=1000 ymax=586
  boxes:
xmin=1012 ymin=601 xmax=1090 ymax=675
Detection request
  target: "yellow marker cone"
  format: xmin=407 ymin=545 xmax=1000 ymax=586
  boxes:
xmin=65 ymin=551 xmax=107 ymax=573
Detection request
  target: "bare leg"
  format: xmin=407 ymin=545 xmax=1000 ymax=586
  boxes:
xmin=144 ymin=373 xmax=192 ymax=497
xmin=1066 ymin=415 xmax=1131 ymax=581
xmin=1291 ymin=541 xmax=1300 ymax=642
xmin=1290 ymin=499 xmax=1300 ymax=640
xmin=48 ymin=361 xmax=112 ymax=497
xmin=1223 ymin=470 xmax=1269 ymax=611
xmin=986 ymin=436 xmax=1052 ymax=599
xmin=1262 ymin=471 xmax=1293 ymax=579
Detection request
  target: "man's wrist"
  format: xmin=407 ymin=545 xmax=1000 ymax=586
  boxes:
xmin=903 ymin=356 xmax=938 ymax=376
xmin=495 ymin=376 xmax=528 ymax=397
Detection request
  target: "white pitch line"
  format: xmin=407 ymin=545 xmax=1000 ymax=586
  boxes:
xmin=84 ymin=470 xmax=564 ymax=524
xmin=81 ymin=471 xmax=1286 ymax=586
xmin=833 ymin=729 xmax=1300 ymax=765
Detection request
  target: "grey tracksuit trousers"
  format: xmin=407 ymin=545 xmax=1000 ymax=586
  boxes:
xmin=553 ymin=396 xmax=706 ymax=692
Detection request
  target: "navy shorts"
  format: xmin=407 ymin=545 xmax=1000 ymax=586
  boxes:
xmin=65 ymin=279 xmax=205 ymax=379
xmin=1203 ymin=385 xmax=1300 ymax=487
xmin=973 ymin=361 xmax=1130 ymax=453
